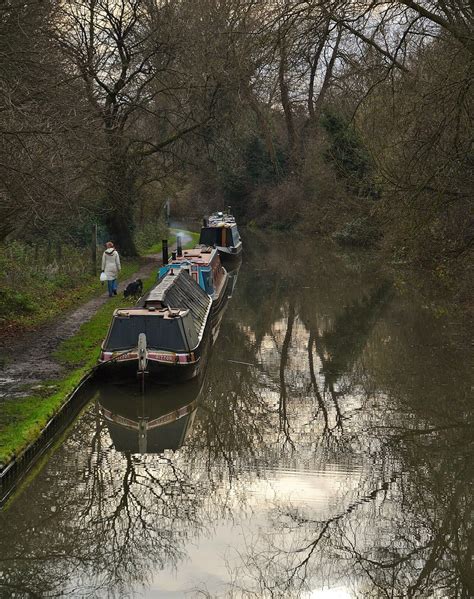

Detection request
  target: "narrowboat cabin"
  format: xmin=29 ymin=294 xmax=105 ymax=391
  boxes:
xmin=199 ymin=210 xmax=242 ymax=261
xmin=159 ymin=245 xmax=229 ymax=315
xmin=98 ymin=269 xmax=212 ymax=383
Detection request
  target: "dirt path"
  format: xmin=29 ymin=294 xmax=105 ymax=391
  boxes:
xmin=0 ymin=254 xmax=161 ymax=400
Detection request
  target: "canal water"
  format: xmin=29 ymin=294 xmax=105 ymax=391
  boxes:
xmin=0 ymin=233 xmax=472 ymax=598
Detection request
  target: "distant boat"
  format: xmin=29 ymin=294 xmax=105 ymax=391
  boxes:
xmin=199 ymin=210 xmax=243 ymax=261
xmin=159 ymin=243 xmax=229 ymax=315
xmin=98 ymin=269 xmax=212 ymax=383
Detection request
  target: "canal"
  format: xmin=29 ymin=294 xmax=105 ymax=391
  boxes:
xmin=0 ymin=232 xmax=472 ymax=598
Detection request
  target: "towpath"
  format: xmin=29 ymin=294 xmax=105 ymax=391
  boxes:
xmin=0 ymin=255 xmax=162 ymax=401
xmin=0 ymin=228 xmax=196 ymax=402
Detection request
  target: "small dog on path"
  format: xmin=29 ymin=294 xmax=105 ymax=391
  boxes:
xmin=123 ymin=279 xmax=143 ymax=299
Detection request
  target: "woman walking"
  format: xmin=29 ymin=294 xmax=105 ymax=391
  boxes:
xmin=101 ymin=241 xmax=121 ymax=297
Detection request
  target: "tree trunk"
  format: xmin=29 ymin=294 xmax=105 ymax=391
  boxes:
xmin=105 ymin=208 xmax=137 ymax=257
xmin=278 ymin=37 xmax=297 ymax=165
xmin=104 ymin=133 xmax=138 ymax=256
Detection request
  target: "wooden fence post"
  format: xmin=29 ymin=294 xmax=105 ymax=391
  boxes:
xmin=91 ymin=224 xmax=97 ymax=275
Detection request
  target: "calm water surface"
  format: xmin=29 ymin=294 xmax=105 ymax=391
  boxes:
xmin=0 ymin=233 xmax=472 ymax=598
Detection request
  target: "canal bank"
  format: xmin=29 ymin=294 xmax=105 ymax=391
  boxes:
xmin=0 ymin=231 xmax=199 ymax=485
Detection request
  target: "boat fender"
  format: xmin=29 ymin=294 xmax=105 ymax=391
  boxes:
xmin=137 ymin=333 xmax=148 ymax=373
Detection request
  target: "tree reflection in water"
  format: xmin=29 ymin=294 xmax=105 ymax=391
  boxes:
xmin=0 ymin=232 xmax=472 ymax=598
xmin=0 ymin=405 xmax=208 ymax=596
xmin=219 ymin=421 xmax=472 ymax=598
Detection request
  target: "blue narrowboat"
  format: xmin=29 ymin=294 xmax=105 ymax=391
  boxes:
xmin=159 ymin=244 xmax=229 ymax=315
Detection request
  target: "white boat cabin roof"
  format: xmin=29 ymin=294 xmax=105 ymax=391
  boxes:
xmin=208 ymin=212 xmax=237 ymax=227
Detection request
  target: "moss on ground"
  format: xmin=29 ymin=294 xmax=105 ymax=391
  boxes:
xmin=0 ymin=230 xmax=198 ymax=466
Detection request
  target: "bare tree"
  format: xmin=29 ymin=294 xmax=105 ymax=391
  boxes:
xmin=55 ymin=0 xmax=222 ymax=254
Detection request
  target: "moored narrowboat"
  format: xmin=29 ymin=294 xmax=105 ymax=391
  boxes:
xmin=97 ymin=269 xmax=212 ymax=383
xmin=159 ymin=243 xmax=229 ymax=315
xmin=199 ymin=210 xmax=242 ymax=261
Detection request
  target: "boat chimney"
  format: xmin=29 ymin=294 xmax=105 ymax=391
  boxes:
xmin=171 ymin=250 xmax=177 ymax=261
xmin=202 ymin=217 xmax=208 ymax=227
xmin=176 ymin=234 xmax=183 ymax=257
xmin=162 ymin=239 xmax=168 ymax=265
xmin=227 ymin=205 xmax=231 ymax=214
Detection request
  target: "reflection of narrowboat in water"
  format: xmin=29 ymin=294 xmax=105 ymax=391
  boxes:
xmin=98 ymin=269 xmax=212 ymax=383
xmin=96 ymin=379 xmax=201 ymax=453
xmin=225 ymin=256 xmax=242 ymax=299
xmin=199 ymin=210 xmax=242 ymax=261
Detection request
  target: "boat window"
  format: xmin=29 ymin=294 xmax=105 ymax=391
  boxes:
xmin=231 ymin=226 xmax=240 ymax=246
xmin=199 ymin=227 xmax=219 ymax=246
xmin=200 ymin=269 xmax=214 ymax=295
xmin=104 ymin=316 xmax=188 ymax=351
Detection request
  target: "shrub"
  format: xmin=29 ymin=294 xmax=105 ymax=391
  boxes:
xmin=333 ymin=217 xmax=381 ymax=247
xmin=0 ymin=289 xmax=38 ymax=320
xmin=0 ymin=241 xmax=95 ymax=324
xmin=134 ymin=219 xmax=167 ymax=254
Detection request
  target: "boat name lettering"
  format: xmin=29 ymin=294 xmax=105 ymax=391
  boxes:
xmin=116 ymin=352 xmax=137 ymax=361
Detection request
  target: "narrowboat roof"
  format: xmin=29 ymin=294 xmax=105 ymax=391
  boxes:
xmin=208 ymin=212 xmax=237 ymax=227
xmin=140 ymin=269 xmax=211 ymax=335
xmin=114 ymin=307 xmax=188 ymax=318
xmin=103 ymin=271 xmax=212 ymax=348
xmin=173 ymin=246 xmax=218 ymax=265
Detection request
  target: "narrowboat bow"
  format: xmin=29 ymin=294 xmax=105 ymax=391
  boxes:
xmin=98 ymin=269 xmax=212 ymax=383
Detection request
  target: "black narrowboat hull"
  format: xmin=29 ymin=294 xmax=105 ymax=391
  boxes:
xmin=216 ymin=244 xmax=243 ymax=263
xmin=97 ymin=269 xmax=214 ymax=385
xmin=96 ymin=263 xmax=233 ymax=386
xmin=96 ymin=356 xmax=203 ymax=384
xmin=96 ymin=317 xmax=212 ymax=385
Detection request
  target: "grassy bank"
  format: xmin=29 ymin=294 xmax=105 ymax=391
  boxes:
xmin=0 ymin=249 xmax=143 ymax=337
xmin=0 ymin=230 xmax=199 ymax=466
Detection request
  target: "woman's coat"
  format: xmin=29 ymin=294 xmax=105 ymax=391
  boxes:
xmin=101 ymin=248 xmax=121 ymax=280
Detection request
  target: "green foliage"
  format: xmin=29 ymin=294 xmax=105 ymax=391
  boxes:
xmin=358 ymin=39 xmax=472 ymax=269
xmin=219 ymin=135 xmax=288 ymax=215
xmin=71 ymin=217 xmax=109 ymax=248
xmin=321 ymin=111 xmax=379 ymax=200
xmin=134 ymin=219 xmax=167 ymax=254
xmin=0 ymin=241 xmax=141 ymax=330
xmin=244 ymin=137 xmax=287 ymax=186
xmin=0 ymin=289 xmax=37 ymax=317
